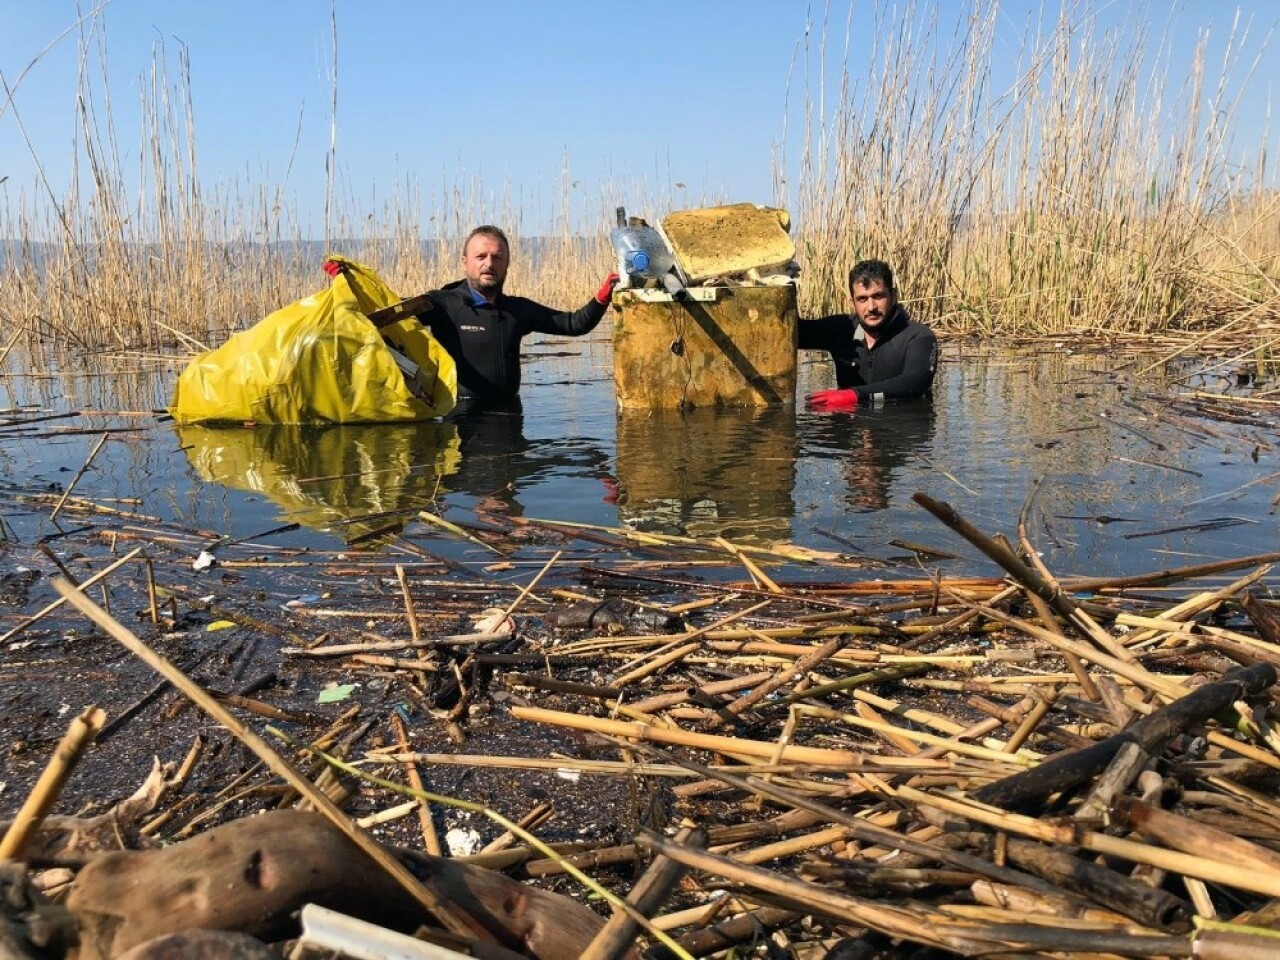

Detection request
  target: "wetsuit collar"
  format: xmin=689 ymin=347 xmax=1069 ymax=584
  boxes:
xmin=465 ymin=281 xmax=499 ymax=306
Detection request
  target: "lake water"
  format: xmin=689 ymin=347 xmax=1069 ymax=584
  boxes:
xmin=1 ymin=335 xmax=1276 ymax=583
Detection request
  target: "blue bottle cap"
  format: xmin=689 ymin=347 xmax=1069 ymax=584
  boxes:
xmin=628 ymin=250 xmax=650 ymax=273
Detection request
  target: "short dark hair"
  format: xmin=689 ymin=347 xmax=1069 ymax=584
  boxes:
xmin=463 ymin=225 xmax=509 ymax=257
xmin=848 ymin=259 xmax=894 ymax=290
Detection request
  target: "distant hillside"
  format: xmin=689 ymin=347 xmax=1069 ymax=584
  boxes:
xmin=0 ymin=235 xmax=596 ymax=273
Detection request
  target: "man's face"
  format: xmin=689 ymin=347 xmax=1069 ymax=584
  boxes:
xmin=850 ymin=279 xmax=897 ymax=331
xmin=462 ymin=233 xmax=509 ymax=296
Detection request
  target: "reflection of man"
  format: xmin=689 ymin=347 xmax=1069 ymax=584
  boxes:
xmin=423 ymin=226 xmax=618 ymax=402
xmin=805 ymin=402 xmax=937 ymax=511
xmin=799 ymin=259 xmax=938 ymax=410
xmin=449 ymin=403 xmax=531 ymax=515
xmin=447 ymin=401 xmax=612 ymax=518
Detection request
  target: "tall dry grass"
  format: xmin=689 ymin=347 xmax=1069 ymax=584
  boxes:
xmin=1 ymin=2 xmax=1276 ymax=362
xmin=788 ymin=2 xmax=1279 ymax=346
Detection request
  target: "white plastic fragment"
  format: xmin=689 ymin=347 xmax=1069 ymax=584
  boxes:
xmin=295 ymin=902 xmax=471 ymax=959
xmin=193 ymin=550 xmax=217 ymax=571
xmin=444 ymin=827 xmax=482 ymax=857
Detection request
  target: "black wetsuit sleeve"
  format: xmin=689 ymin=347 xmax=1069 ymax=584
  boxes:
xmin=798 ymin=314 xmax=859 ymax=389
xmin=518 ymin=297 xmax=607 ymax=337
xmin=797 ymin=313 xmax=852 ymax=352
xmin=855 ymin=327 xmax=938 ymax=401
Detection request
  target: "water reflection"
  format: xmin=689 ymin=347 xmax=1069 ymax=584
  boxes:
xmin=447 ymin=400 xmax=612 ymax=517
xmin=801 ymin=401 xmax=937 ymax=512
xmin=613 ymin=406 xmax=796 ymax=541
xmin=175 ymin=422 xmax=461 ymax=542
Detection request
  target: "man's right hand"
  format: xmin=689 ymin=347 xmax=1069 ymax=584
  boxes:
xmin=595 ymin=272 xmax=621 ymax=304
xmin=806 ymin=388 xmax=860 ymax=411
xmin=322 ymin=260 xmax=343 ymax=278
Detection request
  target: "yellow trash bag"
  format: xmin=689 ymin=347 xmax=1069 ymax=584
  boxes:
xmin=170 ymin=255 xmax=456 ymax=424
xmin=176 ymin=421 xmax=461 ymax=542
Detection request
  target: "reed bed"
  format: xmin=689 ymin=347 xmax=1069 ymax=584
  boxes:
xmin=2 ymin=3 xmax=1277 ymax=365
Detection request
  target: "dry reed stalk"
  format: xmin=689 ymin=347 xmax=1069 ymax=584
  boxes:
xmin=48 ymin=432 xmax=109 ymax=522
xmin=1123 ymin=565 xmax=1272 ymax=648
xmin=709 ymin=635 xmax=851 ymax=726
xmin=389 ymin=712 xmax=440 ymax=857
xmin=580 ymin=825 xmax=705 ymax=960
xmin=610 ymin=642 xmax=701 ymax=689
xmin=607 ymin=599 xmax=773 ymax=678
xmin=0 ymin=706 xmax=104 ymax=860
xmin=626 ymin=671 xmax=774 ymax=714
xmin=949 ymin=595 xmax=1187 ymax=700
xmin=914 ymin=492 xmax=1135 ymax=662
xmin=510 ymin=705 xmax=912 ymax=768
xmin=497 ymin=549 xmax=561 ymax=620
xmin=394 ymin=564 xmax=420 ymax=645
xmin=713 ymin=536 xmax=781 ymax=593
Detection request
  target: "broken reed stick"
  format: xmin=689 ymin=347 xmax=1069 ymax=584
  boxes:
xmin=0 ymin=705 xmax=104 ymax=860
xmin=608 ymin=599 xmax=773 ymax=684
xmin=912 ymin=491 xmax=1135 ymax=662
xmin=395 ymin=564 xmax=421 ymax=644
xmin=664 ymin=907 xmax=801 ymax=953
xmin=0 ymin=546 xmax=143 ymax=644
xmin=581 ymin=825 xmax=707 ymax=960
xmin=511 ymin=705 xmax=880 ymax=767
xmin=637 ymin=829 xmax=1009 ymax=955
xmin=417 ymin=508 xmax=506 ymax=555
xmin=48 ymin=578 xmax=491 ymax=945
xmin=713 ymin=536 xmax=781 ymax=593
xmin=610 ymin=642 xmax=700 ymax=689
xmin=829 ymin=710 xmax=1036 ymax=767
xmin=49 ymin=431 xmax=110 ymax=523
xmin=498 ymin=549 xmax=561 ymax=621
xmin=947 ymin=592 xmax=1185 ymax=700
xmin=390 ymin=712 xmax=441 ymax=856
xmin=478 ymin=802 xmax=553 ymax=855
xmin=627 ymin=671 xmax=774 ymax=714
xmin=1002 ymin=688 xmax=1056 ymax=754
xmin=709 ymin=635 xmax=851 ymax=728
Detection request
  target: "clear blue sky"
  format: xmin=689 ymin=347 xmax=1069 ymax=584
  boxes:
xmin=2 ymin=1 xmax=1277 ymax=238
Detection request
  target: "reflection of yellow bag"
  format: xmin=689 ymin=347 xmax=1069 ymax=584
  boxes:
xmin=176 ymin=421 xmax=461 ymax=541
xmin=170 ymin=255 xmax=456 ymax=424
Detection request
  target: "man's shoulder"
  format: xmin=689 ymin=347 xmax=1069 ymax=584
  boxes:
xmin=898 ymin=308 xmax=936 ymax=337
xmin=426 ymin=280 xmax=468 ymax=309
xmin=499 ymin=294 xmax=548 ymax=311
xmin=428 ymin=279 xmax=467 ymax=298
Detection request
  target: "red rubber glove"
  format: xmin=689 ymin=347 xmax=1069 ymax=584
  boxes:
xmin=807 ymin=388 xmax=860 ymax=411
xmin=595 ymin=272 xmax=621 ymax=304
xmin=322 ymin=260 xmax=343 ymax=278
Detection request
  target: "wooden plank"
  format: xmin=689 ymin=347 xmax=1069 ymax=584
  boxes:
xmin=367 ymin=293 xmax=435 ymax=329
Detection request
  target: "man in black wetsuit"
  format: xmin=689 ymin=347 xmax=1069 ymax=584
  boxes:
xmin=798 ymin=259 xmax=937 ymax=410
xmin=424 ymin=225 xmax=618 ymax=403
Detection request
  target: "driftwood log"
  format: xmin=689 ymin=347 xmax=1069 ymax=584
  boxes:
xmin=66 ymin=809 xmax=611 ymax=960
